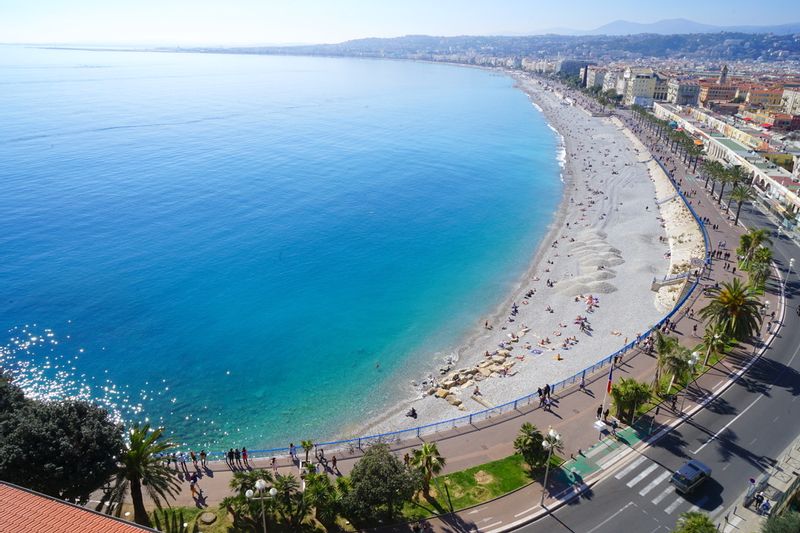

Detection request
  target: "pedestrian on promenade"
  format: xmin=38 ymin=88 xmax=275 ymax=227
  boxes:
xmin=331 ymin=455 xmax=338 ymax=473
xmin=190 ymin=450 xmax=198 ymax=468
xmin=271 ymin=457 xmax=278 ymax=475
xmin=544 ymin=383 xmax=551 ymax=398
xmin=289 ymin=443 xmax=297 ymax=463
xmin=234 ymin=448 xmax=242 ymax=468
xmin=199 ymin=450 xmax=207 ymax=468
xmin=404 ymin=453 xmax=410 ymax=466
xmin=579 ymin=376 xmax=586 ymax=392
xmin=241 ymin=447 xmax=249 ymax=468
xmin=596 ymin=405 xmax=602 ymax=419
xmin=179 ymin=452 xmax=189 ymax=474
xmin=227 ymin=449 xmax=235 ymax=469
xmin=603 ymin=408 xmax=610 ymax=422
xmin=693 ymin=324 xmax=698 ymax=336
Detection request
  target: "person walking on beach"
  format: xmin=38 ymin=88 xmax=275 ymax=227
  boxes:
xmin=199 ymin=450 xmax=207 ymax=468
xmin=190 ymin=450 xmax=198 ymax=468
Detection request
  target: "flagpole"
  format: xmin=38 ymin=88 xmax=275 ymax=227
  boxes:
xmin=601 ymin=360 xmax=614 ymax=416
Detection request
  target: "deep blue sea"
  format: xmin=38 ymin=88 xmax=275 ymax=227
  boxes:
xmin=0 ymin=46 xmax=560 ymax=450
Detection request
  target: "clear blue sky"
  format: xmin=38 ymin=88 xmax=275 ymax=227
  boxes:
xmin=1 ymin=0 xmax=798 ymax=45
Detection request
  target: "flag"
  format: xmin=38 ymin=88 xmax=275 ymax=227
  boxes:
xmin=607 ymin=365 xmax=614 ymax=394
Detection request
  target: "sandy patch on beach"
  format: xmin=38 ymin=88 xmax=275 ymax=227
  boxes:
xmin=349 ymin=73 xmax=703 ymax=438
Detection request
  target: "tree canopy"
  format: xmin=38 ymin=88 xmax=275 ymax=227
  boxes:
xmin=0 ymin=375 xmax=124 ymax=503
xmin=342 ymin=443 xmax=420 ymax=523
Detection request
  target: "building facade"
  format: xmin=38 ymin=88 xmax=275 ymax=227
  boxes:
xmin=667 ymin=79 xmax=701 ymax=106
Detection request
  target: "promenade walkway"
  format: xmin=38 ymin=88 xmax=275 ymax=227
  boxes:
xmin=125 ymin=90 xmax=780 ymax=533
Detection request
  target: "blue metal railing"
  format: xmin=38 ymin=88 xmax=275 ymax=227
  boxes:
xmin=196 ymin=116 xmax=712 ymax=463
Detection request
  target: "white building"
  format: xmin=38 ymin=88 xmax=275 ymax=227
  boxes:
xmin=782 ymin=88 xmax=800 ymax=116
xmin=623 ymin=67 xmax=656 ymax=107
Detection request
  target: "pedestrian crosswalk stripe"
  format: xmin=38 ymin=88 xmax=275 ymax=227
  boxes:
xmin=651 ymin=486 xmax=674 ymax=505
xmin=639 ymin=471 xmax=671 ymax=496
xmin=614 ymin=455 xmax=647 ymax=480
xmin=664 ymin=496 xmax=685 ymax=514
xmin=626 ymin=463 xmax=659 ymax=488
xmin=688 ymin=496 xmax=709 ymax=513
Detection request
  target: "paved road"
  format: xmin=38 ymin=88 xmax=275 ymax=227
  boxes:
xmin=515 ymin=125 xmax=800 ymax=533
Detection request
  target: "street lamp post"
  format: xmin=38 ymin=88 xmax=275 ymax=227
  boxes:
xmin=246 ymin=479 xmax=278 ymax=533
xmin=703 ymin=334 xmax=720 ymax=367
xmin=680 ymin=352 xmax=700 ymax=413
xmin=540 ymin=427 xmax=561 ymax=507
xmin=782 ymin=258 xmax=795 ymax=293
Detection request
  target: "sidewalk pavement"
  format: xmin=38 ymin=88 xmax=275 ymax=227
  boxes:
xmin=124 ymin=96 xmax=779 ymax=533
xmin=716 ymin=433 xmax=800 ymax=533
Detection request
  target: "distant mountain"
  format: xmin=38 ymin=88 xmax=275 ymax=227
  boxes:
xmin=563 ymin=18 xmax=800 ymax=36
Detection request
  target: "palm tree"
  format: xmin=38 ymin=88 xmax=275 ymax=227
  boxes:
xmin=410 ymin=442 xmax=446 ymax=497
xmin=699 ymin=278 xmax=764 ymax=341
xmin=661 ymin=346 xmax=691 ymax=394
xmin=701 ymin=326 xmax=728 ymax=367
xmin=610 ymin=378 xmax=651 ymax=423
xmin=716 ymin=168 xmax=735 ymax=206
xmin=272 ymin=474 xmax=308 ymax=531
xmin=748 ymin=247 xmax=773 ymax=288
xmin=729 ymin=185 xmax=755 ymax=226
xmin=109 ymin=424 xmax=180 ymax=527
xmin=654 ymin=331 xmax=680 ymax=393
xmin=738 ymin=228 xmax=773 ymax=267
xmin=514 ymin=422 xmax=546 ymax=470
xmin=701 ymin=160 xmax=724 ymax=194
xmin=229 ymin=468 xmax=274 ymax=495
xmin=300 ymin=440 xmax=314 ymax=463
xmin=725 ymin=167 xmax=748 ymax=211
xmin=673 ymin=511 xmax=716 ymax=533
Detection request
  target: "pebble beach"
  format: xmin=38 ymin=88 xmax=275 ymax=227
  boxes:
xmin=354 ymin=72 xmax=705 ymax=438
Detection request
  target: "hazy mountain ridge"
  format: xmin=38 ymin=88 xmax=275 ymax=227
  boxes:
xmin=578 ymin=18 xmax=800 ymax=36
xmin=183 ymin=31 xmax=800 ymax=62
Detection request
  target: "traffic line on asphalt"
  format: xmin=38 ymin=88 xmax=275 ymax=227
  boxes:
xmin=597 ymin=446 xmax=629 ymax=470
xmin=585 ymin=501 xmax=636 ymax=533
xmin=692 ymin=395 xmax=762 ymax=453
xmin=484 ymin=521 xmax=502 ymax=529
xmin=651 ymin=486 xmax=674 ymax=505
xmin=664 ymin=496 xmax=684 ymax=514
xmin=639 ymin=471 xmax=671 ymax=496
xmin=626 ymin=463 xmax=660 ymax=488
xmin=513 ymin=506 xmax=536 ymax=518
xmin=614 ymin=455 xmax=647 ymax=479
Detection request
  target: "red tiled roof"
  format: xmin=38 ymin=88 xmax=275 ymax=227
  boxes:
xmin=0 ymin=482 xmax=155 ymax=533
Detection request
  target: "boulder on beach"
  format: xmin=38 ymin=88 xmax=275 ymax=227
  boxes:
xmin=435 ymin=388 xmax=449 ymax=399
xmin=446 ymin=395 xmax=462 ymax=406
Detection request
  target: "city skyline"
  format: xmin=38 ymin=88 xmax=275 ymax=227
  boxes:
xmin=1 ymin=0 xmax=799 ymax=46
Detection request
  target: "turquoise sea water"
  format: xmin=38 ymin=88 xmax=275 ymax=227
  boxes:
xmin=0 ymin=46 xmax=560 ymax=449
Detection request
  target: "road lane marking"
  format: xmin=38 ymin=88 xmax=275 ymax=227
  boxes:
xmin=626 ymin=463 xmax=660 ymax=488
xmin=513 ymin=506 xmax=536 ymax=518
xmin=467 ymin=509 xmax=480 ymax=515
xmin=639 ymin=471 xmax=671 ymax=496
xmin=688 ymin=495 xmax=709 ymax=513
xmin=586 ymin=501 xmax=636 ymax=533
xmin=614 ymin=455 xmax=648 ymax=479
xmin=598 ymin=447 xmax=629 ymax=470
xmin=651 ymin=486 xmax=674 ymax=505
xmin=664 ymin=496 xmax=685 ymax=514
xmin=692 ymin=395 xmax=762 ymax=454
xmin=484 ymin=521 xmax=502 ymax=529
